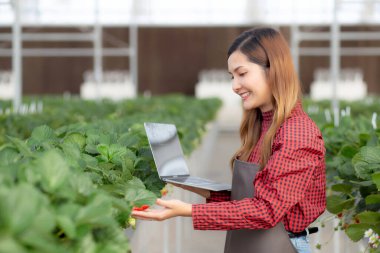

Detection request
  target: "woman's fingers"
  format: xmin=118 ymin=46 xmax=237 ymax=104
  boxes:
xmin=156 ymin=198 xmax=171 ymax=208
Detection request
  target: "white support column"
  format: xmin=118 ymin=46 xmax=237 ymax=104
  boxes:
xmin=129 ymin=24 xmax=138 ymax=97
xmin=333 ymin=218 xmax=340 ymax=253
xmin=12 ymin=0 xmax=22 ymax=110
xmin=290 ymin=25 xmax=300 ymax=77
xmin=175 ymin=205 xmax=182 ymax=253
xmin=330 ymin=0 xmax=340 ymax=127
xmin=163 ymin=220 xmax=169 ymax=253
xmin=93 ymin=0 xmax=103 ymax=100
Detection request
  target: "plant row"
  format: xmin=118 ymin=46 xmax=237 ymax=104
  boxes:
xmin=0 ymin=95 xmax=221 ymax=253
xmin=304 ymin=98 xmax=380 ymax=252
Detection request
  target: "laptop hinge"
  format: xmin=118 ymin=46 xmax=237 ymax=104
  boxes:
xmin=161 ymin=175 xmax=189 ymax=179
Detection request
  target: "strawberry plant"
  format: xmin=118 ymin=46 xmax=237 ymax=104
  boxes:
xmin=0 ymin=95 xmax=221 ymax=252
xmin=304 ymin=98 xmax=380 ymax=252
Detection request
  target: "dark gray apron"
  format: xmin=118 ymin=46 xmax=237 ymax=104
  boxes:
xmin=224 ymin=159 xmax=297 ymax=253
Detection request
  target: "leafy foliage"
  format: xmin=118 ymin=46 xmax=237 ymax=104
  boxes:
xmin=304 ymin=97 xmax=380 ymax=245
xmin=0 ymin=95 xmax=221 ymax=252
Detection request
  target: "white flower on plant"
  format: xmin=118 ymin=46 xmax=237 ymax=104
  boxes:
xmin=369 ymin=233 xmax=378 ymax=244
xmin=365 ymin=230 xmax=380 ymax=249
xmin=364 ymin=229 xmax=374 ymax=238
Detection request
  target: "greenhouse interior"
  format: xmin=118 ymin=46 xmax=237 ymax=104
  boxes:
xmin=0 ymin=0 xmax=380 ymax=253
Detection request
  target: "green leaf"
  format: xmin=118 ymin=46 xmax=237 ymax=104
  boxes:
xmin=118 ymin=133 xmax=140 ymax=148
xmin=109 ymin=144 xmax=128 ymax=166
xmin=97 ymin=144 xmax=110 ymax=162
xmin=85 ymin=133 xmax=101 ymax=154
xmin=356 ymin=211 xmax=380 ymax=224
xmin=81 ymin=153 xmax=98 ymax=168
xmin=346 ymin=223 xmax=371 ymax=242
xmin=7 ymin=136 xmax=34 ymax=157
xmin=69 ymin=173 xmax=95 ymax=197
xmin=336 ymin=161 xmax=356 ymax=180
xmin=0 ymin=236 xmax=28 ymax=253
xmin=365 ymin=194 xmax=380 ymax=205
xmin=0 ymin=146 xmax=20 ymax=166
xmin=352 ymin=146 xmax=380 ymax=180
xmin=125 ymin=177 xmax=146 ymax=189
xmin=331 ymin=184 xmax=353 ymax=194
xmin=30 ymin=207 xmax=56 ymax=235
xmin=121 ymin=157 xmax=134 ymax=180
xmin=137 ymin=147 xmax=153 ymax=159
xmin=0 ymin=183 xmax=43 ymax=235
xmin=373 ymin=172 xmax=380 ymax=190
xmin=63 ymin=132 xmax=86 ymax=150
xmin=19 ymin=229 xmax=66 ymax=253
xmin=56 ymin=203 xmax=81 ymax=220
xmin=35 ymin=150 xmax=70 ymax=192
xmin=349 ymin=180 xmax=374 ymax=187
xmin=56 ymin=215 xmax=76 ymax=239
xmin=61 ymin=142 xmax=82 ymax=168
xmin=125 ymin=188 xmax=156 ymax=207
xmin=76 ymin=234 xmax=97 ymax=253
xmin=28 ymin=125 xmax=58 ymax=149
xmin=326 ymin=195 xmax=355 ymax=214
xmin=340 ymin=145 xmax=358 ymax=158
xmin=75 ymin=194 xmax=113 ymax=226
xmin=359 ymin=133 xmax=371 ymax=147
xmin=111 ymin=197 xmax=131 ymax=212
xmin=101 ymin=184 xmax=128 ymax=198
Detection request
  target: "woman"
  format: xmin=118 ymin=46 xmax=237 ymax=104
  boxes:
xmin=132 ymin=27 xmax=326 ymax=253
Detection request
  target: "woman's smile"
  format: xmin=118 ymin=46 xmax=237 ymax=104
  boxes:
xmin=240 ymin=92 xmax=251 ymax=100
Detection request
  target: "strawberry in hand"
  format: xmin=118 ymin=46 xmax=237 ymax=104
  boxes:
xmin=132 ymin=205 xmax=150 ymax=211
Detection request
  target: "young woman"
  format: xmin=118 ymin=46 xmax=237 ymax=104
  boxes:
xmin=132 ymin=27 xmax=326 ymax=253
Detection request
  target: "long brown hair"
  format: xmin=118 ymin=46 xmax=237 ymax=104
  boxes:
xmin=228 ymin=27 xmax=302 ymax=170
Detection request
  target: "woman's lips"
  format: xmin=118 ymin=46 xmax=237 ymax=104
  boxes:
xmin=240 ymin=92 xmax=251 ymax=100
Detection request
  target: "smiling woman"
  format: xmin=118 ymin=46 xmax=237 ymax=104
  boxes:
xmin=228 ymin=52 xmax=274 ymax=113
xmin=132 ymin=27 xmax=326 ymax=253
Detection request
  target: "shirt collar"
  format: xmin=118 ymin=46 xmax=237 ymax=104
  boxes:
xmin=261 ymin=109 xmax=274 ymax=123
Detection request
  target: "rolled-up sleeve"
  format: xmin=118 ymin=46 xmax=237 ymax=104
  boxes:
xmin=206 ymin=190 xmax=231 ymax=203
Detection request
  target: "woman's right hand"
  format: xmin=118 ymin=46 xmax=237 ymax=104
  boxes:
xmin=169 ymin=183 xmax=211 ymax=199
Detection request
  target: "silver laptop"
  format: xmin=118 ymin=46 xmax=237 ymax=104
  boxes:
xmin=144 ymin=122 xmax=231 ymax=191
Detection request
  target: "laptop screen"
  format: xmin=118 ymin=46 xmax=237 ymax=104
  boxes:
xmin=144 ymin=122 xmax=190 ymax=177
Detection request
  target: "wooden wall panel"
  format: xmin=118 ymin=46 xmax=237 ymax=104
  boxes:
xmin=0 ymin=26 xmax=379 ymax=96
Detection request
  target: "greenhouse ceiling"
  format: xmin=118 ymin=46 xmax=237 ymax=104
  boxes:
xmin=0 ymin=0 xmax=379 ymax=26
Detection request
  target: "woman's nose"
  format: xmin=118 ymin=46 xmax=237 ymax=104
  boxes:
xmin=232 ymin=79 xmax=241 ymax=93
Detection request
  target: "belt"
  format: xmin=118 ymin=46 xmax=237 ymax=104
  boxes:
xmin=287 ymin=227 xmax=318 ymax=238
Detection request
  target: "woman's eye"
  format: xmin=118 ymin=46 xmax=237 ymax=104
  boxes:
xmin=239 ymin=73 xmax=246 ymax=77
xmin=230 ymin=76 xmax=234 ymax=80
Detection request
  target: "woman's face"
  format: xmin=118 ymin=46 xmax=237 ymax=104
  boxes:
xmin=228 ymin=50 xmax=273 ymax=112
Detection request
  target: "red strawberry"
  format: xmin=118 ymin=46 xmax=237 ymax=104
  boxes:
xmin=160 ymin=188 xmax=168 ymax=196
xmin=132 ymin=205 xmax=150 ymax=211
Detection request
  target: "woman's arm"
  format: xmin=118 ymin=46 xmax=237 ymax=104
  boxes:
xmin=192 ymin=117 xmax=326 ymax=231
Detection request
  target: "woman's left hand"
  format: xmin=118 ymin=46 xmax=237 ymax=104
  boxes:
xmin=131 ymin=198 xmax=192 ymax=221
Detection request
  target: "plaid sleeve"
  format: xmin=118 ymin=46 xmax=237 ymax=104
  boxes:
xmin=206 ymin=190 xmax=231 ymax=203
xmin=192 ymin=116 xmax=325 ymax=231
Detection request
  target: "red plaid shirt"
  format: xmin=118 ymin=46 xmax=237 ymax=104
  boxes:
xmin=192 ymin=101 xmax=326 ymax=233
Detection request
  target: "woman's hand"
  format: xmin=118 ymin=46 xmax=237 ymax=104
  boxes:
xmin=169 ymin=183 xmax=211 ymax=198
xmin=131 ymin=198 xmax=192 ymax=221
